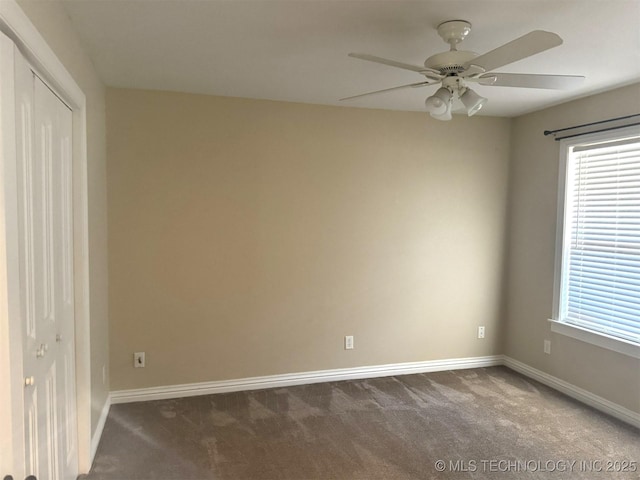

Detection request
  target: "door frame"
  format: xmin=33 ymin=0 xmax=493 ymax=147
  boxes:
xmin=0 ymin=0 xmax=92 ymax=475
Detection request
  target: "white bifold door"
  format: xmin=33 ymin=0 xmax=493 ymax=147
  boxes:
xmin=2 ymin=32 xmax=78 ymax=480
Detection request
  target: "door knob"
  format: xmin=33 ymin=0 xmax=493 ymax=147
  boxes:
xmin=56 ymin=334 xmax=62 ymax=342
xmin=24 ymin=376 xmax=34 ymax=386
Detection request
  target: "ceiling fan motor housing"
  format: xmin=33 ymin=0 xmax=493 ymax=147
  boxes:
xmin=424 ymin=50 xmax=478 ymax=74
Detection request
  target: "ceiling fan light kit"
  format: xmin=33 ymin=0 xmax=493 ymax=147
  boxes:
xmin=342 ymin=19 xmax=585 ymax=121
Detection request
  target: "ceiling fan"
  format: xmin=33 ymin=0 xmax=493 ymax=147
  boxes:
xmin=341 ymin=20 xmax=585 ymax=120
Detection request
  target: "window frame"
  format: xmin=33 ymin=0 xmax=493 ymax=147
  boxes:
xmin=551 ymin=125 xmax=640 ymax=359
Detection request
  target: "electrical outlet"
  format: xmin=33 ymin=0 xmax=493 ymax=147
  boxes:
xmin=478 ymin=326 xmax=485 ymax=339
xmin=345 ymin=335 xmax=354 ymax=350
xmin=134 ymin=352 xmax=145 ymax=368
xmin=544 ymin=340 xmax=551 ymax=355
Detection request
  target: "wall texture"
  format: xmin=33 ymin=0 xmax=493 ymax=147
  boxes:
xmin=107 ymin=88 xmax=511 ymax=391
xmin=505 ymin=83 xmax=640 ymax=413
xmin=17 ymin=0 xmax=110 ymax=435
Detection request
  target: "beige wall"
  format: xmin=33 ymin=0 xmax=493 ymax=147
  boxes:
xmin=17 ymin=0 xmax=110 ymax=435
xmin=107 ymin=88 xmax=511 ymax=390
xmin=505 ymin=83 xmax=640 ymax=413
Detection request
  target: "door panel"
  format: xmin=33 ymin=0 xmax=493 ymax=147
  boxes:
xmin=55 ymin=84 xmax=77 ymax=480
xmin=45 ymin=365 xmax=59 ymax=480
xmin=15 ymin=55 xmax=36 ymax=346
xmin=25 ymin=389 xmax=38 ymax=477
xmin=14 ymin=42 xmax=43 ymax=480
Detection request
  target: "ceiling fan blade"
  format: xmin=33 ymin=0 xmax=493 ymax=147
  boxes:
xmin=460 ymin=64 xmax=487 ymax=77
xmin=478 ymin=73 xmax=585 ymax=89
xmin=348 ymin=53 xmax=440 ymax=75
xmin=465 ymin=31 xmax=563 ymax=71
xmin=340 ymin=81 xmax=434 ymax=101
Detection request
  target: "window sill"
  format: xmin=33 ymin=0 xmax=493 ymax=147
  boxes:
xmin=548 ymin=320 xmax=640 ymax=359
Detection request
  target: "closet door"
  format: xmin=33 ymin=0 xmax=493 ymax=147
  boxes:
xmin=14 ymin=44 xmax=78 ymax=480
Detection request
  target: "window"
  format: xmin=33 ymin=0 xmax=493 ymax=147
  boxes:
xmin=552 ymin=126 xmax=640 ymax=358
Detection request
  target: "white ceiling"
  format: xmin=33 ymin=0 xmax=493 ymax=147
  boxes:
xmin=60 ymin=0 xmax=640 ymax=117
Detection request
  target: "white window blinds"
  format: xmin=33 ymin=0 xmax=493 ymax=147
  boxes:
xmin=560 ymin=134 xmax=640 ymax=344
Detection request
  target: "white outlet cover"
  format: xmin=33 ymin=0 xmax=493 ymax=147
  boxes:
xmin=134 ymin=352 xmax=145 ymax=368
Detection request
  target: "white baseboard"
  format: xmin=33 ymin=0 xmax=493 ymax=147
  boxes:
xmin=90 ymin=354 xmax=640 ymax=466
xmin=503 ymin=356 xmax=640 ymax=429
xmin=90 ymin=394 xmax=111 ymax=464
xmin=110 ymin=355 xmax=503 ymax=404
xmin=106 ymin=354 xmax=639 ymax=432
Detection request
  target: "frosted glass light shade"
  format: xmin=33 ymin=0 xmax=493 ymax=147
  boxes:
xmin=430 ymin=105 xmax=452 ymax=121
xmin=425 ymin=87 xmax=452 ymax=116
xmin=460 ymin=87 xmax=487 ymax=116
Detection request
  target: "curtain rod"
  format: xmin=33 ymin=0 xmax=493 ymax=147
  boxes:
xmin=543 ymin=113 xmax=640 ymax=141
xmin=550 ymin=122 xmax=640 ymax=141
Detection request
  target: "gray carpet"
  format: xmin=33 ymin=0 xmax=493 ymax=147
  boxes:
xmin=83 ymin=367 xmax=640 ymax=479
